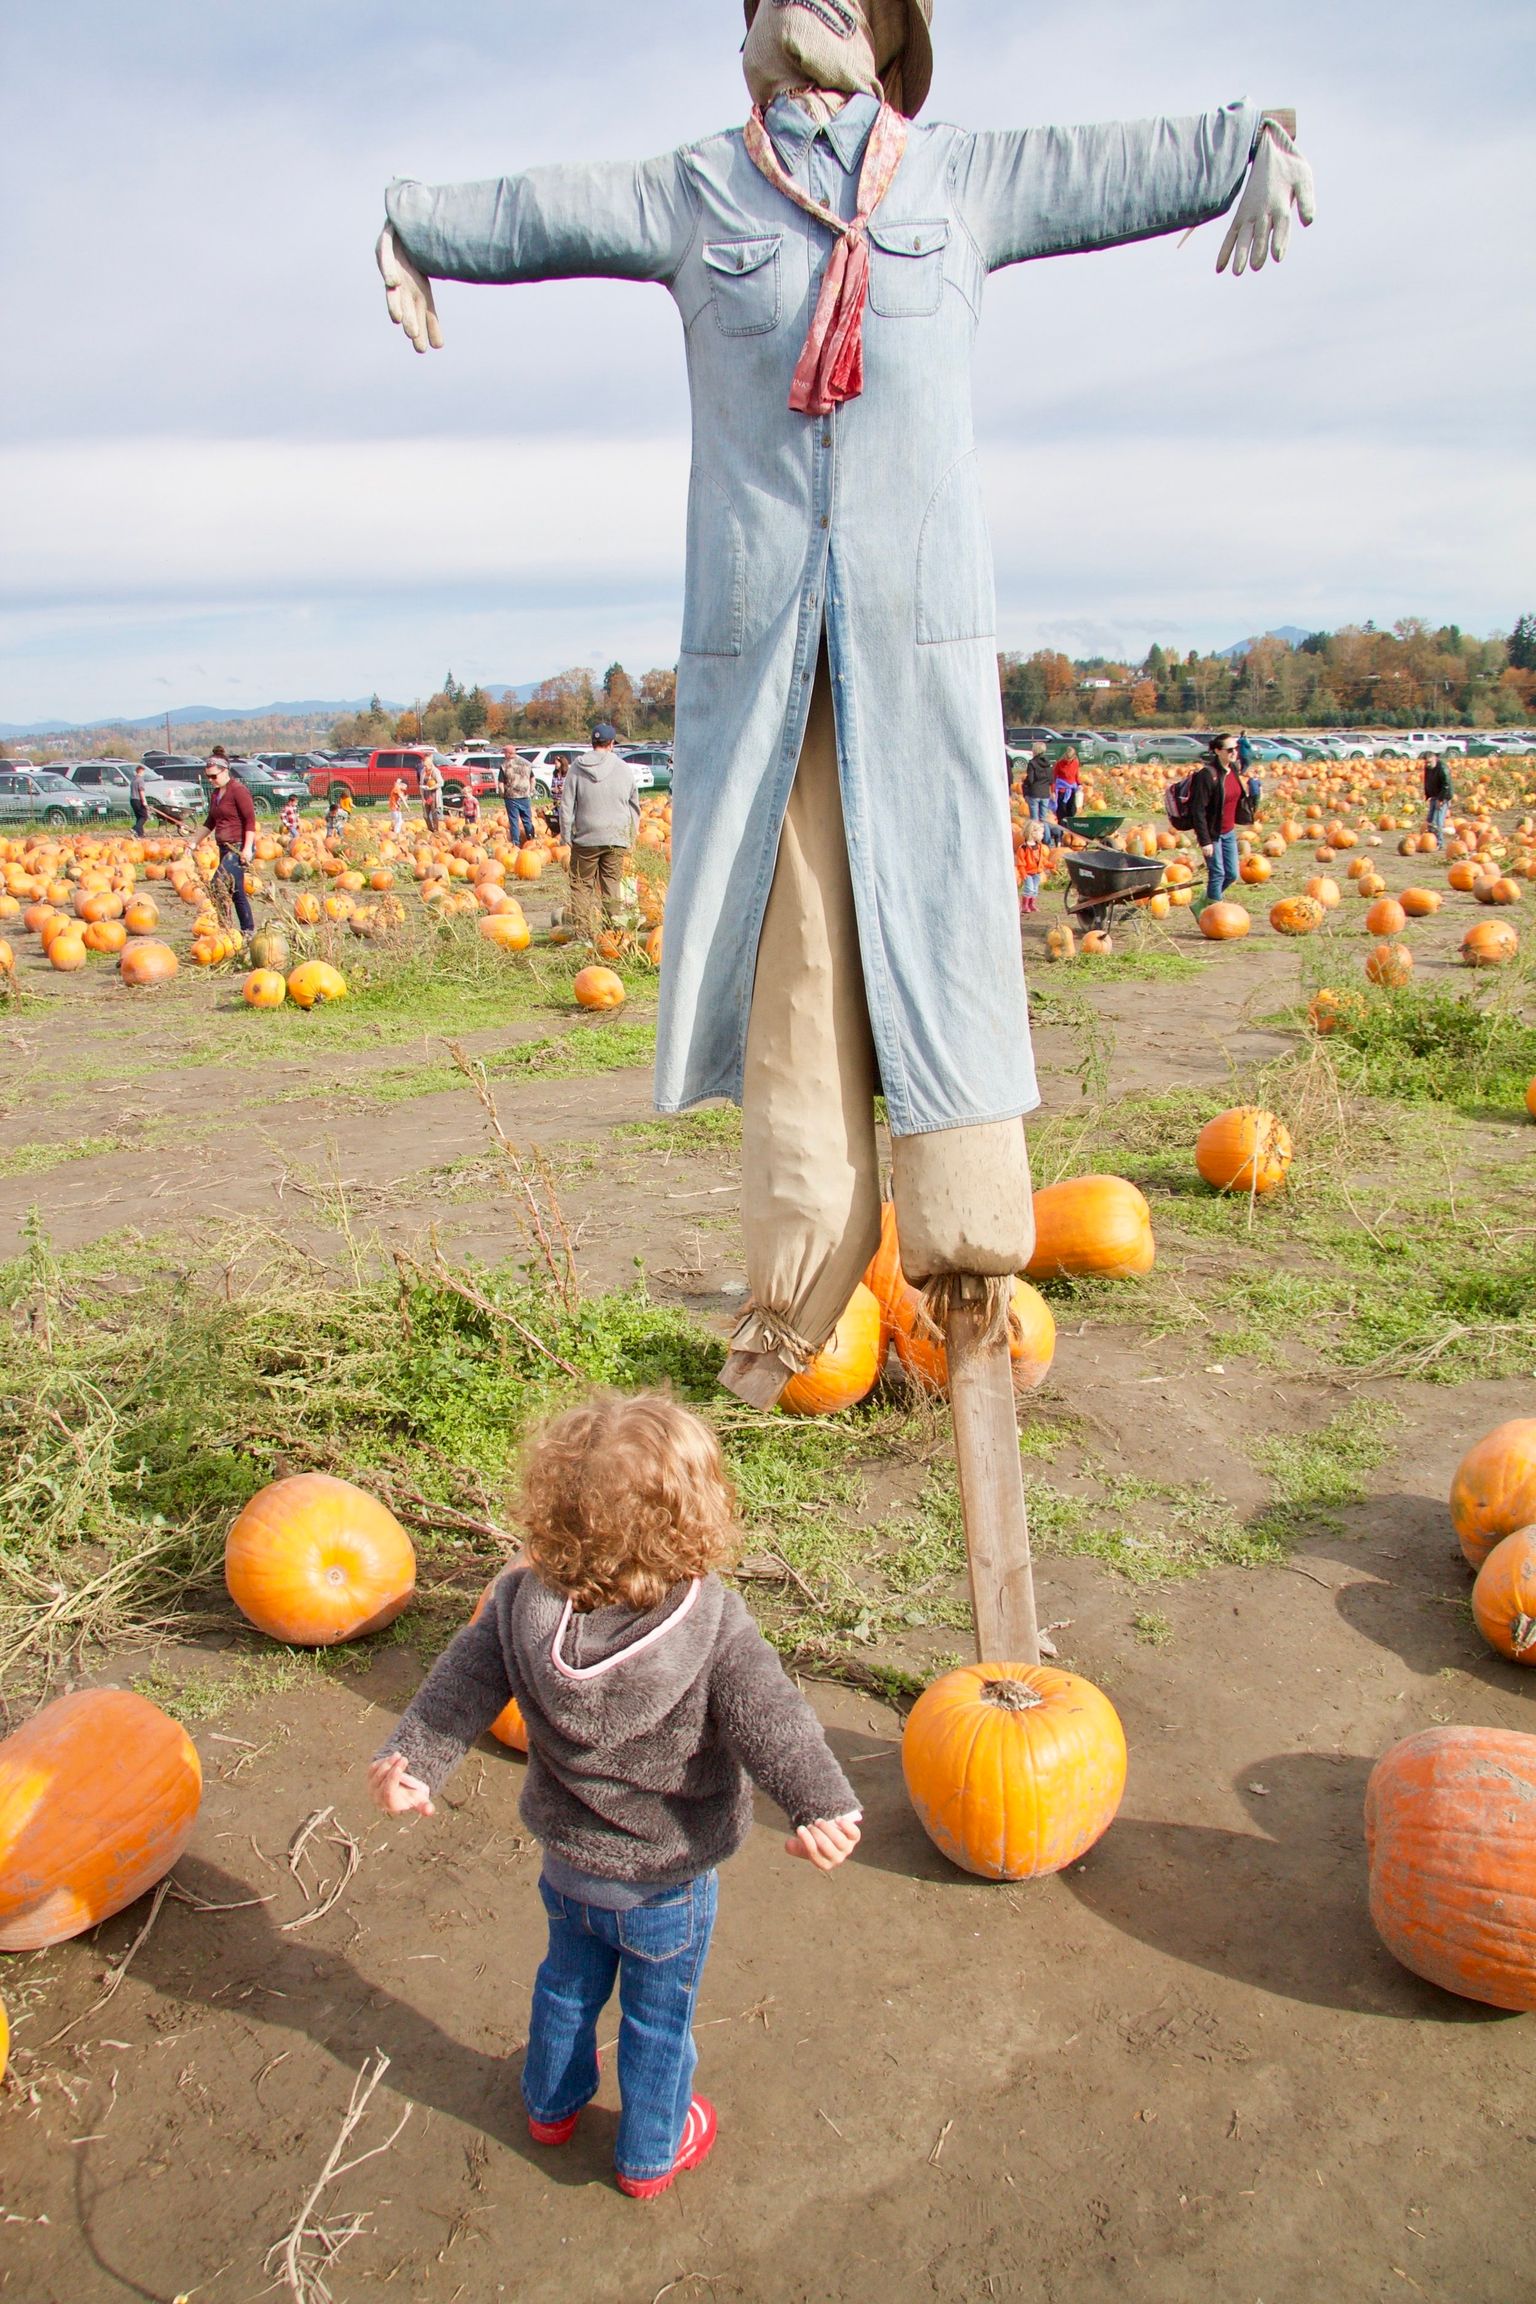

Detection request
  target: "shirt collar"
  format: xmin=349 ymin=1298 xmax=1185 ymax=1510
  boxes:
xmin=763 ymin=89 xmax=881 ymax=175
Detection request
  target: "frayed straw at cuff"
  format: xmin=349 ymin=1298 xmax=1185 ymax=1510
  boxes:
xmin=915 ymin=1272 xmax=1018 ymax=1352
xmin=728 ymin=1305 xmax=819 ymax=1373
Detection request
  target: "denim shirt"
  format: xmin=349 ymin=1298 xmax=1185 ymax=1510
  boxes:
xmin=388 ymin=93 xmax=1260 ymax=1134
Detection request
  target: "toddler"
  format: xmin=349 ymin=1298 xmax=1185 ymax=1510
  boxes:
xmin=1018 ymin=832 xmax=1044 ymax=914
xmin=389 ymin=777 xmax=409 ymax=838
xmin=368 ymin=1393 xmax=860 ymax=2199
xmin=279 ymin=796 xmax=301 ymax=842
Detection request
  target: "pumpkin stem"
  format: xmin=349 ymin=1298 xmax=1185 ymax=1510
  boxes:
xmin=980 ymin=1676 xmax=1044 ymax=1712
xmin=1512 ymin=1615 xmax=1536 ymax=1657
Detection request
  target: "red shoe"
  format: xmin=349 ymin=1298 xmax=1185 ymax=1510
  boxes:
xmin=616 ymin=2096 xmax=717 ymax=2200
xmin=527 ymin=2052 xmax=600 ymax=2146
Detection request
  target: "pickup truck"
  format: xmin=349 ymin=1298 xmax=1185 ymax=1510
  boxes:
xmin=307 ymin=747 xmax=499 ymax=807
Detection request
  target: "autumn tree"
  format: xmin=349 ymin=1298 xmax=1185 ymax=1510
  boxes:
xmin=636 ymin=666 xmax=678 ymax=736
xmin=602 ymin=663 xmax=638 ymax=735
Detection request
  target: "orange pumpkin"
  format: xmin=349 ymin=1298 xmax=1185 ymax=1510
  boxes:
xmin=479 ymin=912 xmax=532 ymax=952
xmin=1398 ymin=887 xmax=1441 ymax=918
xmin=573 ymin=965 xmax=625 ymax=1011
xmin=47 ymin=932 xmax=88 ymax=972
xmin=1364 ymin=897 xmax=1407 ymax=937
xmin=286 ymin=960 xmax=348 ymax=1010
xmin=1045 ymin=924 xmax=1075 ymax=963
xmin=779 ymin=1283 xmax=885 ymax=1416
xmin=1364 ymin=941 xmax=1413 ymax=987
xmin=225 ymin=1473 xmax=417 ymax=1644
xmin=1526 ymin=1077 xmax=1536 ymax=1121
xmin=1461 ymin=920 xmax=1518 ymax=969
xmin=1365 ymin=1726 xmax=1536 ymax=2010
xmin=1471 ymin=1528 xmax=1536 ymax=1664
xmin=242 ymin=967 xmax=287 ymax=1008
xmin=0 ymin=937 xmax=13 ymax=974
xmin=1269 ymin=895 xmax=1324 ymax=937
xmin=0 ymin=1690 xmax=202 ymax=1951
xmin=1026 ymin=1175 xmax=1155 ymax=1280
xmin=120 ymin=939 xmax=179 ymax=987
xmin=902 ymin=1663 xmax=1127 ymax=1881
xmin=1079 ymin=928 xmax=1113 ymax=956
xmin=1237 ymin=854 xmax=1271 ymax=885
xmin=1306 ymin=875 xmax=1342 ymax=908
xmin=1450 ymin=1420 xmax=1536 ymax=1570
xmin=890 ymin=1274 xmax=1056 ymax=1396
xmin=470 ymin=1581 xmax=530 ymax=1751
xmin=1194 ymin=1106 xmax=1293 ymax=1196
xmin=643 ymin=924 xmax=664 ymax=967
xmin=123 ymin=897 xmax=160 ymax=935
xmin=83 ymin=918 xmax=128 ymax=953
xmin=1198 ymin=900 xmax=1250 ymax=941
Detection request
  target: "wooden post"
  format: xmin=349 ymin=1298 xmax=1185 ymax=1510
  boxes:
xmin=944 ymin=1276 xmax=1041 ymax=1666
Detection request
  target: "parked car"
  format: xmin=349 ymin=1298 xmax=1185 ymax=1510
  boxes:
xmin=1003 ymin=725 xmax=1064 ymax=750
xmin=620 ymin=745 xmax=673 ymax=793
xmin=1246 ymin=737 xmax=1303 ymax=763
xmin=1135 ymin=734 xmax=1206 ymax=764
xmin=309 ymin=745 xmax=445 ymax=805
xmin=1052 ymin=730 xmax=1134 ymax=768
xmin=233 ymin=756 xmax=315 ymax=811
xmin=57 ymin=761 xmax=138 ymax=815
xmin=0 ymin=769 xmax=111 ymax=826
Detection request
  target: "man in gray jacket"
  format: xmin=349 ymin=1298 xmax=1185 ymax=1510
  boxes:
xmin=558 ymin=722 xmax=641 ymax=938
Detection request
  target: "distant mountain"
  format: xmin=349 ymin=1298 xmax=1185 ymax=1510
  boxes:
xmin=1216 ymin=626 xmax=1313 ymax=663
xmin=0 ymin=683 xmax=547 ymax=741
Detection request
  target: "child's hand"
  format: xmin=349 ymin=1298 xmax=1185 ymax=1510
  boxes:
xmin=368 ymin=1752 xmax=435 ymax=1818
xmin=784 ymin=1812 xmax=861 ymax=1871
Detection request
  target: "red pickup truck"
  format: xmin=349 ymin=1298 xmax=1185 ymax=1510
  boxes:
xmin=307 ymin=747 xmax=501 ymax=807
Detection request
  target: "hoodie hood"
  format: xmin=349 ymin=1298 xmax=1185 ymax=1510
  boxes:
xmin=512 ymin=1574 xmax=724 ymax=1747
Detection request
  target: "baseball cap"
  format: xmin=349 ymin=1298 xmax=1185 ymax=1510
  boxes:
xmin=592 ymin=722 xmax=618 ymax=744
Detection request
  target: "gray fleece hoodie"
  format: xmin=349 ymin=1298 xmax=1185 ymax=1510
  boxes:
xmin=556 ymin=747 xmax=641 ymax=850
xmin=378 ymin=1567 xmax=858 ymax=1886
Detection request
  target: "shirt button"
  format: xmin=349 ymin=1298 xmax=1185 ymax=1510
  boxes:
xmin=819 ymin=515 xmax=829 ymax=529
xmin=821 ymin=432 xmax=832 ymax=448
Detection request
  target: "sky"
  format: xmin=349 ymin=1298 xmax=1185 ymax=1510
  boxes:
xmin=2 ymin=0 xmax=1532 ymax=727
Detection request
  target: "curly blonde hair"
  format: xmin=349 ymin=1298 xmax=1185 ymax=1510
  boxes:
xmin=518 ymin=1392 xmax=740 ymax=1613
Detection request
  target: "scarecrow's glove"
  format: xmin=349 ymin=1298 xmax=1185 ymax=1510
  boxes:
xmin=1217 ymin=118 xmax=1316 ymax=277
xmin=377 ymin=224 xmax=443 ymax=353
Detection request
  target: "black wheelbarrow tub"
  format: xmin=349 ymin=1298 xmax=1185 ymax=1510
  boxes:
xmin=1063 ymin=847 xmax=1167 ymax=905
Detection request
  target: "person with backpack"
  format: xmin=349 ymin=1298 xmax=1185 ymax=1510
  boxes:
xmin=1187 ymin=733 xmax=1255 ymax=909
xmin=1422 ymin=753 xmax=1453 ymax=846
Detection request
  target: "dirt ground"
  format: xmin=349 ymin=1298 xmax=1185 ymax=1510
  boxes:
xmin=3 ymin=882 xmax=1535 ymax=2302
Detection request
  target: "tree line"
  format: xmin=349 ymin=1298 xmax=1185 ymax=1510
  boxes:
xmin=1001 ymin=616 xmax=1536 ymax=733
xmin=329 ymin=664 xmax=678 ymax=752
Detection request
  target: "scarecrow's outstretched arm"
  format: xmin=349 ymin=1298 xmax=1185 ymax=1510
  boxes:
xmin=954 ymin=100 xmax=1312 ymax=276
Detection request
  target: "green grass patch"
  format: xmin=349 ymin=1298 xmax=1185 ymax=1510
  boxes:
xmin=1248 ymin=1400 xmax=1399 ymax=1546
xmin=1132 ymin=1609 xmax=1173 ymax=1646
xmin=0 ymin=1133 xmax=124 ymax=1179
xmin=619 ymin=1106 xmax=743 ymax=1153
xmin=1296 ymin=982 xmax=1536 ymax=1115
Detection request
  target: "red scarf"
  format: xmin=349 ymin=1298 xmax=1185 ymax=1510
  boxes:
xmin=743 ymin=101 xmax=909 ymax=416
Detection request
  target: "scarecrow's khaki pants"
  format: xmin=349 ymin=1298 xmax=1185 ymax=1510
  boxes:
xmin=726 ymin=648 xmax=1033 ymax=1399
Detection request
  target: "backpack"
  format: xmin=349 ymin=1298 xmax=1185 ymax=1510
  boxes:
xmin=1164 ymin=773 xmax=1198 ymax=831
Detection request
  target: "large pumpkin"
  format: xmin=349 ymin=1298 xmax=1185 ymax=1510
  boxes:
xmin=1194 ymin=1106 xmax=1293 ymax=1196
xmin=1450 ymin=1419 xmax=1536 ymax=1570
xmin=1026 ymin=1175 xmax=1156 ymax=1281
xmin=225 ymin=1473 xmax=416 ymax=1644
xmin=1364 ymin=940 xmax=1413 ymax=987
xmin=470 ymin=1581 xmax=529 ymax=1751
xmin=1471 ymin=1528 xmax=1536 ymax=1664
xmin=248 ymin=926 xmax=290 ymax=971
xmin=902 ymin=1664 xmax=1127 ymax=1881
xmin=1461 ymin=920 xmax=1519 ymax=969
xmin=242 ymin=968 xmax=287 ymax=1009
xmin=0 ymin=1690 xmax=202 ymax=1951
xmin=1365 ymin=1727 xmax=1536 ymax=2010
xmin=891 ymin=1275 xmax=1056 ymax=1396
xmin=286 ymin=960 xmax=348 ymax=1010
xmin=1198 ymin=900 xmax=1250 ymax=941
xmin=779 ymin=1283 xmax=884 ymax=1416
xmin=573 ymin=965 xmax=625 ymax=1010
xmin=119 ymin=939 xmax=179 ymax=987
xmin=1269 ymin=895 xmax=1323 ymax=937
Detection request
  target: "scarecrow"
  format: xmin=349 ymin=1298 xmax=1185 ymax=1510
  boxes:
xmin=377 ymin=1 xmax=1315 ymax=1658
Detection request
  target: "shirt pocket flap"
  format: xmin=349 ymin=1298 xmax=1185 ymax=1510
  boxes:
xmin=867 ymin=219 xmax=950 ymax=259
xmin=703 ymin=234 xmax=782 ymax=277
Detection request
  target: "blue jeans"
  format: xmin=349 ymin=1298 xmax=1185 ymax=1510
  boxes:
xmin=523 ymin=1871 xmax=717 ymax=2183
xmin=505 ymin=795 xmax=535 ymax=844
xmin=218 ymin=848 xmax=255 ymax=933
xmin=1426 ymin=799 xmax=1448 ymax=842
xmin=1026 ymin=795 xmax=1051 ymax=822
xmin=1203 ymin=830 xmax=1240 ymax=906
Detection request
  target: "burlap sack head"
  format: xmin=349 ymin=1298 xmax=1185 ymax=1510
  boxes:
xmin=742 ymin=0 xmax=934 ymax=117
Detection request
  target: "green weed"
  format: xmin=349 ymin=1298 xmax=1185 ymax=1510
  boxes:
xmin=0 ymin=1133 xmax=124 ymax=1179
xmin=1132 ymin=1609 xmax=1173 ymax=1646
xmin=1247 ymin=1399 xmax=1399 ymax=1547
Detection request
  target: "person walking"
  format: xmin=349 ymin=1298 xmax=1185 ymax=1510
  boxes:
xmin=204 ymin=750 xmax=257 ymax=940
xmin=1238 ymin=730 xmax=1262 ymax=817
xmin=1422 ymin=752 xmax=1453 ymax=846
xmin=1190 ymin=732 xmax=1254 ymax=910
xmin=559 ymin=723 xmax=640 ymax=937
xmin=421 ymin=753 xmax=444 ymax=834
xmin=367 ymin=1392 xmax=860 ymax=2201
xmin=280 ymin=794 xmax=302 ymax=842
xmin=129 ymin=760 xmax=150 ymax=837
xmin=1023 ymin=745 xmax=1054 ymax=830
xmin=500 ymin=749 xmax=536 ymax=846
xmin=459 ymin=779 xmax=481 ymax=831
xmin=1051 ymin=745 xmax=1081 ymax=836
xmin=389 ymin=777 xmax=409 ymax=839
xmin=546 ymin=758 xmax=568 ymax=840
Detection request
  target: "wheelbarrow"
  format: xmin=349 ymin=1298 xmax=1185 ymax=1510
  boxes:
xmin=1062 ymin=845 xmax=1167 ymax=924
